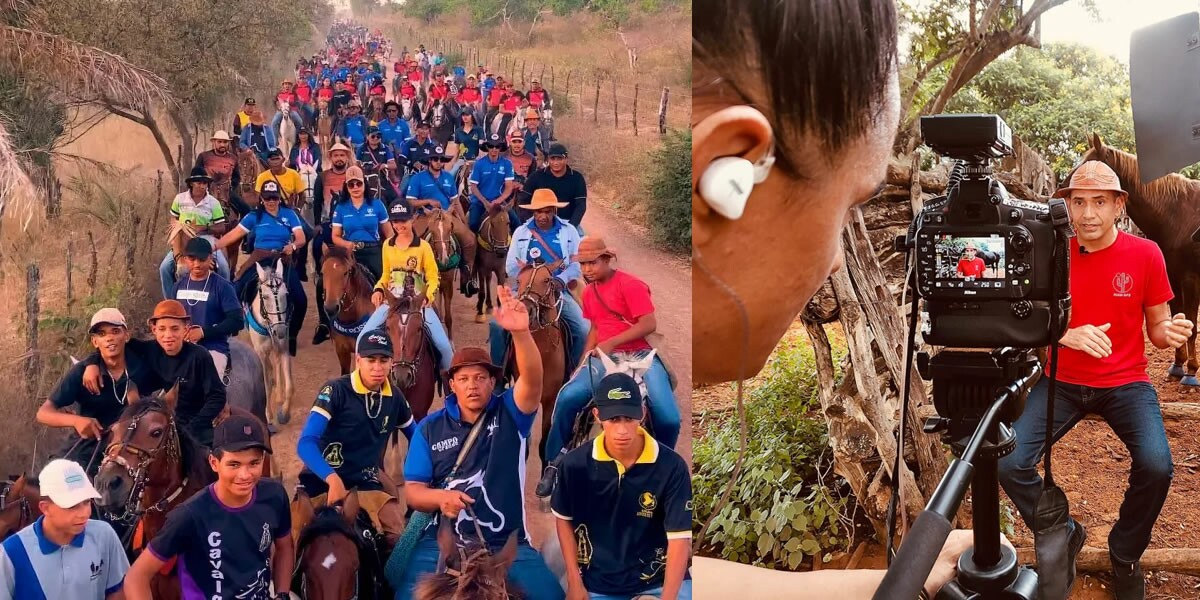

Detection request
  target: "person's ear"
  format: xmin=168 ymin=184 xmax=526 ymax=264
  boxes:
xmin=693 ymin=106 xmax=775 ymax=228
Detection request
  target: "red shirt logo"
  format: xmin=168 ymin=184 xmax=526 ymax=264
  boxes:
xmin=1113 ymin=272 xmax=1133 ymax=296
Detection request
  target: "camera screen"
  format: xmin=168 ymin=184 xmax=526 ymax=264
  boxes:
xmin=933 ymin=234 xmax=1006 ymax=288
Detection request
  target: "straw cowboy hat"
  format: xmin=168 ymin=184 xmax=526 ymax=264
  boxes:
xmin=211 ymin=130 xmax=233 ymax=141
xmin=520 ymin=188 xmax=568 ymax=210
xmin=1052 ymin=160 xmax=1128 ymax=199
xmin=573 ymin=236 xmax=616 ymax=262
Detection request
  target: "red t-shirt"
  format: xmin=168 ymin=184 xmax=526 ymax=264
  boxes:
xmin=400 ymin=84 xmax=417 ymax=99
xmin=581 ymin=270 xmax=655 ymax=353
xmin=276 ymin=91 xmax=296 ymax=105
xmin=528 ymin=90 xmax=547 ymax=108
xmin=1055 ymin=232 xmax=1173 ymax=387
xmin=317 ymin=87 xmax=334 ymax=102
xmin=488 ymin=89 xmax=506 ymax=108
xmin=407 ymin=68 xmax=423 ymax=83
xmin=430 ymin=84 xmax=449 ymax=101
xmin=459 ymin=88 xmax=482 ymax=104
xmin=502 ymin=95 xmax=521 ymax=113
xmin=956 ymin=257 xmax=986 ymax=278
xmin=295 ymin=85 xmax=312 ymax=103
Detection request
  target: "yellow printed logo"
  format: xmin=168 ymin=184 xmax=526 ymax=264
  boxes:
xmin=574 ymin=524 xmax=593 ymax=566
xmin=322 ymin=443 xmax=345 ymax=468
xmin=637 ymin=491 xmax=657 ymax=518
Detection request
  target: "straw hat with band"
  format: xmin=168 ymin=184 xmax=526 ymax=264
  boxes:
xmin=520 ymin=188 xmax=568 ymax=211
xmin=1051 ymin=161 xmax=1127 ymax=199
xmin=211 ymin=130 xmax=234 ymax=142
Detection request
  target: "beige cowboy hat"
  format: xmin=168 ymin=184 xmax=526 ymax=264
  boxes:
xmin=573 ymin=236 xmax=616 ymax=262
xmin=211 ymin=130 xmax=233 ymax=141
xmin=1052 ymin=160 xmax=1127 ymax=199
xmin=520 ymin=188 xmax=568 ymax=211
xmin=329 ymin=142 xmax=352 ymax=154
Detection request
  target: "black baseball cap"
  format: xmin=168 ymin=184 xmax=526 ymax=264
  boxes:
xmin=367 ymin=126 xmax=381 ymax=136
xmin=267 ymin=148 xmax=284 ymax=159
xmin=260 ymin=180 xmax=283 ymax=199
xmin=182 ymin=237 xmax=213 ymax=260
xmin=357 ymin=328 xmax=393 ymax=357
xmin=213 ymin=415 xmax=272 ymax=454
xmin=548 ymin=143 xmax=568 ymax=158
xmin=593 ymin=373 xmax=644 ymax=421
xmin=244 ymin=97 xmax=257 ymax=105
xmin=388 ymin=198 xmax=415 ymax=222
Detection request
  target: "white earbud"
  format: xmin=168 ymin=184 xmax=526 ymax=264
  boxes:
xmin=698 ymin=149 xmax=775 ymax=220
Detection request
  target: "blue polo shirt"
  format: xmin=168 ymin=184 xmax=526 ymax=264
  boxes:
xmin=405 ymin=169 xmax=458 ymax=210
xmin=357 ymin=143 xmax=394 ymax=169
xmin=332 ymin=198 xmax=388 ymax=242
xmin=237 ymin=207 xmax=304 ymax=251
xmin=377 ymin=118 xmax=411 ymax=149
xmin=404 ymin=389 xmax=535 ymax=550
xmin=469 ymin=155 xmax=514 ymax=204
xmin=1 ymin=517 xmax=129 ymax=600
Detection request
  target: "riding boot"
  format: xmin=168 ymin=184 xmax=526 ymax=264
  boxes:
xmin=313 ymin=276 xmax=331 ymax=345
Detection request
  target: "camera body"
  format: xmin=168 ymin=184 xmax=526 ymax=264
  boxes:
xmin=910 ymin=114 xmax=1071 ymax=349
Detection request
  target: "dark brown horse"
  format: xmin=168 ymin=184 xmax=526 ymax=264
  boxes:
xmin=511 ymin=262 xmax=568 ymax=464
xmin=1078 ymin=133 xmax=1200 ymax=385
xmin=475 ymin=205 xmax=510 ymax=324
xmin=413 ymin=517 xmax=524 ymax=600
xmin=423 ymin=208 xmax=460 ymax=339
xmin=292 ymin=490 xmax=387 ymax=600
xmin=0 ymin=475 xmax=40 ymax=541
xmin=382 ymin=286 xmax=439 ymax=422
xmin=321 ymin=247 xmax=376 ymax=375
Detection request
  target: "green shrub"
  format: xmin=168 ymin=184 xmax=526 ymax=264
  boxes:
xmin=644 ymin=128 xmax=690 ymax=253
xmin=693 ymin=332 xmax=853 ymax=570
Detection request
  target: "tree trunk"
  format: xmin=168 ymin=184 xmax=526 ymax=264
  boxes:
xmin=168 ymin=108 xmax=196 ymax=188
xmin=104 ymin=103 xmax=180 ymax=187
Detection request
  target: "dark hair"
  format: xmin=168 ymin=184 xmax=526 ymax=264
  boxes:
xmin=693 ymin=0 xmax=898 ymax=169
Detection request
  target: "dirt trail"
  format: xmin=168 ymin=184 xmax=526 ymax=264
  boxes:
xmin=260 ymin=185 xmax=691 ymax=549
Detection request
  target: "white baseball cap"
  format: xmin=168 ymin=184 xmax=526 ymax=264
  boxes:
xmin=88 ymin=308 xmax=127 ymax=333
xmin=39 ymin=459 xmax=102 ymax=508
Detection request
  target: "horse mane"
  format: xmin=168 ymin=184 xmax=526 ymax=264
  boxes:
xmin=323 ymin=245 xmax=354 ymax=263
xmin=117 ymin=395 xmax=206 ymax=474
xmin=1089 ymin=144 xmax=1200 ymax=202
xmin=296 ymin=504 xmax=361 ymax=554
xmin=413 ymin=549 xmax=525 ymax=600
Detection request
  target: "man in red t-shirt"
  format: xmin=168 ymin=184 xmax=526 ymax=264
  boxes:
xmin=535 ymin=236 xmax=680 ymax=497
xmin=955 ymin=244 xmax=987 ymax=278
xmin=998 ymin=160 xmax=1193 ymax=600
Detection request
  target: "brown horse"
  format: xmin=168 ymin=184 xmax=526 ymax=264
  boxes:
xmin=317 ymin=99 xmax=334 ymax=149
xmin=233 ymin=149 xmax=264 ymax=275
xmin=321 ymin=247 xmax=376 ymax=375
xmin=382 ymin=285 xmax=439 ymax=422
xmin=413 ymin=517 xmax=524 ymax=600
xmin=1078 ymin=134 xmax=1200 ymax=385
xmin=512 ymin=262 xmax=568 ymax=463
xmin=423 ymin=208 xmax=461 ymax=339
xmin=475 ymin=205 xmax=510 ymax=323
xmin=292 ymin=490 xmax=388 ymax=600
xmin=0 ymin=475 xmax=40 ymax=541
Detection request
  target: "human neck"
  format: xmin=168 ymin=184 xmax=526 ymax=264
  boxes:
xmin=1079 ymin=226 xmax=1120 ymax=253
xmin=351 ymin=194 xmax=365 ymax=205
xmin=458 ymin=403 xmax=484 ymax=424
xmin=272 ymin=167 xmax=285 ymax=175
xmin=190 ymin=190 xmax=206 ymax=201
xmin=102 ymin=353 xmax=127 ymax=373
xmin=189 ymin=269 xmax=211 ymax=281
xmin=605 ymin=431 xmax=645 ymax=468
xmin=213 ymin=481 xmax=253 ymax=508
xmin=41 ymin=518 xmax=79 ymax=547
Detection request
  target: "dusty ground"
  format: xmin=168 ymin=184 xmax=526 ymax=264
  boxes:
xmin=695 ymin=331 xmax=1200 ymax=599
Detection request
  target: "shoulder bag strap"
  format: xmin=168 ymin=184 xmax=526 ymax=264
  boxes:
xmin=588 ymin=281 xmax=633 ymax=325
xmin=527 ymin=228 xmax=562 ymax=264
xmin=445 ymin=401 xmax=495 ymax=482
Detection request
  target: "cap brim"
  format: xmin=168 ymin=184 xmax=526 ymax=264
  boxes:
xmin=596 ymin=404 xmax=644 ymax=421
xmin=359 ymin=349 xmax=394 ymax=357
xmin=89 ymin=321 xmax=126 ymax=332
xmin=48 ymin=486 xmax=102 ymax=508
xmin=218 ymin=441 xmax=273 ymax=454
xmin=448 ymin=361 xmax=503 ymax=380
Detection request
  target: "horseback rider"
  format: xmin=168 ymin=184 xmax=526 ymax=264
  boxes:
xmin=538 ymin=236 xmax=680 ymax=493
xmin=468 ymin=133 xmax=521 ymax=236
xmin=213 ymin=180 xmax=309 ymax=357
xmin=295 ymin=328 xmax=414 ymax=557
xmin=518 ymin=108 xmax=549 ymax=164
xmin=355 ymin=199 xmax=455 ymax=375
xmin=450 ymin=110 xmax=483 ymax=179
xmin=0 ymin=460 xmax=129 ymax=600
xmin=195 ymin=130 xmax=252 ymax=217
xmin=398 ymin=121 xmax=437 ymax=195
xmin=330 ymin=165 xmax=390 ymax=280
xmin=527 ymin=77 xmax=550 ymax=112
xmin=272 ymin=79 xmax=305 ymax=138
xmin=429 ymin=76 xmax=451 ymax=104
xmin=231 ymin=97 xmax=257 ymax=137
xmin=406 ymin=145 xmax=478 ymax=296
xmin=254 ymin=149 xmax=315 ymax=280
xmin=338 ymin=99 xmax=369 ymax=148
xmin=378 ymin=100 xmax=411 ymax=156
xmin=357 ymin=125 xmax=399 ymax=182
xmin=457 ymin=74 xmax=483 ymax=112
xmin=398 ymin=75 xmax=418 ymax=101
xmin=505 ymin=131 xmax=536 ymax=206
xmin=396 ymin=291 xmax=564 ymax=600
xmin=37 ymin=309 xmax=156 ymax=477
xmin=159 ymin=166 xmax=231 ymax=299
xmin=484 ymin=75 xmax=505 ymax=130
xmin=172 ymin=238 xmax=243 ymax=387
xmin=126 ymin=416 xmax=293 ymax=600
xmin=524 ymin=143 xmax=588 ymax=235
xmin=291 ymin=127 xmax=323 ymax=197
xmin=238 ymin=107 xmax=278 ymax=166
xmin=80 ymin=300 xmax=228 ymax=448
xmin=490 ymin=188 xmax=588 ymax=370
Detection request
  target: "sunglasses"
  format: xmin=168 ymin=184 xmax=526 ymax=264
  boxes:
xmin=347 ymin=180 xmax=365 ymax=188
xmin=262 ymin=196 xmax=281 ymax=202
xmin=431 ymin=157 xmax=448 ymax=162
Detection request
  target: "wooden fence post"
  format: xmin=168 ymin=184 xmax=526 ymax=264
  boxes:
xmin=658 ymin=87 xmax=669 ymax=135
xmin=612 ymin=79 xmax=618 ymax=129
xmin=520 ymin=60 xmax=527 ymax=86
xmin=550 ymin=66 xmax=556 ymax=95
xmin=565 ymin=70 xmax=572 ymax=98
xmin=593 ymin=78 xmax=601 ymax=123
xmin=87 ymin=231 xmax=97 ymax=297
xmin=24 ymin=263 xmax=39 ymax=388
xmin=66 ymin=241 xmax=73 ymax=308
xmin=633 ymin=83 xmax=639 ymax=136
xmin=540 ymin=64 xmax=546 ymax=82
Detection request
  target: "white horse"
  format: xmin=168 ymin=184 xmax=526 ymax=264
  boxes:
xmin=277 ymin=99 xmax=296 ymax=160
xmin=248 ymin=260 xmax=294 ymax=426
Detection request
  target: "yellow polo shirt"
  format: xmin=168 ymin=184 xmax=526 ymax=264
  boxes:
xmin=255 ymin=168 xmax=306 ymax=198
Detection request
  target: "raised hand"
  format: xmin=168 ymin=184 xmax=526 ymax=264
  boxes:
xmin=493 ymin=285 xmax=530 ymax=332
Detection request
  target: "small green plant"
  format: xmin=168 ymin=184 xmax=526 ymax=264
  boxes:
xmin=644 ymin=128 xmax=690 ymax=253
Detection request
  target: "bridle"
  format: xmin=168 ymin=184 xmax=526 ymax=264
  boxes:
xmin=0 ymin=481 xmax=32 ymax=536
xmin=256 ymin=264 xmax=291 ymax=339
xmin=325 ymin=255 xmax=369 ymax=318
xmin=516 ymin=262 xmax=563 ymax=331
xmin=424 ymin=211 xmax=461 ymax=271
xmin=479 ymin=210 xmax=510 ymax=255
xmin=441 ymin=507 xmax=513 ymax=598
xmin=99 ymin=405 xmax=189 ymax=531
xmin=390 ymin=301 xmax=427 ymax=387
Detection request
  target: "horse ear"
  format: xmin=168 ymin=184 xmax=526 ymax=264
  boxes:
xmin=163 ymin=380 xmax=182 ymax=412
xmin=10 ymin=474 xmax=25 ymax=497
xmin=1090 ymin=132 xmax=1104 ymax=153
xmin=70 ymin=355 xmax=79 ymax=366
xmin=596 ymin=348 xmax=617 ymax=373
xmin=496 ymin=531 xmax=518 ymax=571
xmin=341 ymin=490 xmax=360 ymax=525
xmin=275 ymin=259 xmax=285 ymax=278
xmin=292 ymin=489 xmax=314 ymax=531
xmin=256 ymin=262 xmax=267 ymax=279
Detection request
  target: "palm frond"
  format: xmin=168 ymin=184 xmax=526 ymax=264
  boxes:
xmin=0 ymin=26 xmax=175 ymax=109
xmin=0 ymin=117 xmax=41 ymax=230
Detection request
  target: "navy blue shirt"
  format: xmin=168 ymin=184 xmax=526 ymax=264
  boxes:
xmin=173 ymin=274 xmax=242 ymax=356
xmin=357 ymin=142 xmax=394 ymax=168
xmin=405 ymin=169 xmax=457 ymax=210
xmin=238 ymin=207 xmax=304 ymax=251
xmin=405 ymin=389 xmax=535 ymax=550
xmin=302 ymin=373 xmax=414 ymax=489
xmin=332 ymin=198 xmax=388 ymax=242
xmin=468 ymin=155 xmax=514 ymax=204
xmin=400 ymin=136 xmax=436 ymax=161
xmin=453 ymin=126 xmax=483 ymax=160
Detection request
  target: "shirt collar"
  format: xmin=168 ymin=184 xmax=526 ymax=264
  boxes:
xmin=591 ymin=427 xmax=658 ymax=475
xmin=33 ymin=516 xmax=87 ymax=554
xmin=351 ymin=370 xmax=393 ymax=396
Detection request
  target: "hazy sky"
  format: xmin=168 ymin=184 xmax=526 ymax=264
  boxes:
xmin=1039 ymin=0 xmax=1198 ymax=64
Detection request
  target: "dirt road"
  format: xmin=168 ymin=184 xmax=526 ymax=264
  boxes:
xmin=259 ymin=187 xmax=691 ymax=548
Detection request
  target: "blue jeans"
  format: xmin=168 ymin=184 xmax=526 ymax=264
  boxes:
xmin=545 ymin=353 xmax=679 ymax=460
xmin=589 ymin=580 xmax=691 ymax=600
xmin=271 ymin=111 xmax=304 ymax=137
xmin=358 ymin=305 xmax=453 ymax=372
xmin=394 ymin=535 xmax=564 ymax=600
xmin=160 ymin=249 xmax=230 ymax=299
xmin=469 ymin=200 xmax=520 ymax=235
xmin=997 ymin=379 xmax=1172 ymax=564
xmin=489 ymin=290 xmax=588 ymax=374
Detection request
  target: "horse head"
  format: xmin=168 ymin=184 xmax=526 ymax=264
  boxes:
xmin=382 ymin=285 xmax=427 ymax=389
xmin=0 ymin=475 xmax=41 ymax=541
xmin=94 ymin=383 xmax=190 ymax=519
xmin=424 ymin=209 xmax=460 ymax=269
xmin=413 ymin=518 xmax=522 ymax=600
xmin=321 ymin=246 xmax=370 ymax=318
xmin=479 ymin=205 xmax=510 ymax=253
xmin=516 ymin=261 xmax=563 ymax=331
xmin=255 ymin=259 xmax=291 ymax=340
xmin=294 ymin=489 xmax=372 ymax=600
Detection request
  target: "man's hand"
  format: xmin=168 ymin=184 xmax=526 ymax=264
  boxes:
xmin=186 ymin=326 xmax=204 ymax=344
xmin=923 ymin=530 xmax=1015 ymax=597
xmin=1060 ymin=323 xmax=1112 ymax=359
xmin=73 ymin=416 xmax=103 ymax=440
xmin=494 ymin=286 xmax=530 ymax=333
xmin=325 ymin=473 xmax=348 ymax=505
xmin=83 ymin=364 xmax=103 ymax=395
xmin=438 ymin=489 xmax=474 ymax=518
xmin=283 ymin=243 xmax=296 ymax=256
xmin=1163 ymin=313 xmax=1195 ymax=350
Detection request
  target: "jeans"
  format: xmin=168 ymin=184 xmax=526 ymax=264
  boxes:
xmin=160 ymin=249 xmax=231 ymax=299
xmin=358 ymin=305 xmax=453 ymax=372
xmin=234 ymin=258 xmax=308 ymax=347
xmin=271 ymin=111 xmax=304 ymax=138
xmin=997 ymin=379 xmax=1172 ymax=564
xmin=588 ymin=580 xmax=692 ymax=600
xmin=545 ymin=353 xmax=679 ymax=461
xmin=394 ymin=535 xmax=564 ymax=600
xmin=489 ymin=290 xmax=588 ymax=373
xmin=469 ymin=200 xmax=520 ymax=235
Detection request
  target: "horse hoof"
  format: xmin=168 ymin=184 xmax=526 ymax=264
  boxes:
xmin=1182 ymin=376 xmax=1200 ymax=387
xmin=475 ymin=314 xmax=486 ymax=323
xmin=276 ymin=409 xmax=291 ymax=424
xmin=1168 ymin=365 xmax=1188 ymax=380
